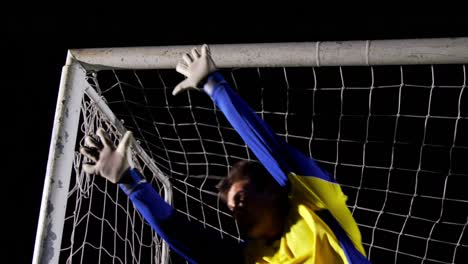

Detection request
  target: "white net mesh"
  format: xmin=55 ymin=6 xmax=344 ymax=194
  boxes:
xmin=60 ymin=65 xmax=467 ymax=263
xmin=59 ymin=93 xmax=168 ymax=263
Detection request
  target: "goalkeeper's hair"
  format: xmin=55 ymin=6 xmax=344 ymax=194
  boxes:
xmin=216 ymin=160 xmax=286 ymax=201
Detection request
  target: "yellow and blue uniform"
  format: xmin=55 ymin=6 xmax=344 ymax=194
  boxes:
xmin=206 ymin=72 xmax=370 ymax=264
xmin=118 ymin=72 xmax=370 ymax=263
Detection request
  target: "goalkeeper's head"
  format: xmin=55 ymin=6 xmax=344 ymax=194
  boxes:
xmin=217 ymin=160 xmax=289 ymax=240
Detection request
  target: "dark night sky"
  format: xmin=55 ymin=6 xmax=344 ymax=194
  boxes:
xmin=4 ymin=5 xmax=468 ymax=263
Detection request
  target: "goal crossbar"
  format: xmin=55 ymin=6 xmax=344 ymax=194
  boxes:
xmin=70 ymin=38 xmax=468 ymax=70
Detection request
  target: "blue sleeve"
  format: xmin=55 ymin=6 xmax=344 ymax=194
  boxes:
xmin=205 ymin=72 xmax=334 ymax=186
xmin=119 ymin=168 xmax=244 ymax=264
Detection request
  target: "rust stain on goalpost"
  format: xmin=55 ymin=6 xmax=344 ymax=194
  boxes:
xmin=41 ymin=200 xmax=57 ymax=263
xmin=55 ymin=136 xmax=64 ymax=157
xmin=42 ymin=222 xmax=57 ymax=263
xmin=46 ymin=199 xmax=54 ymax=218
xmin=60 ymin=96 xmax=70 ymax=119
xmin=55 ymin=94 xmax=72 ymax=159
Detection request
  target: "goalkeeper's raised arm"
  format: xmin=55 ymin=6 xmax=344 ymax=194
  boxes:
xmin=80 ymin=128 xmax=244 ymax=264
xmin=173 ymin=44 xmax=371 ymax=264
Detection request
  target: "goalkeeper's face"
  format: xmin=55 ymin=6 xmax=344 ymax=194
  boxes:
xmin=226 ymin=179 xmax=286 ymax=240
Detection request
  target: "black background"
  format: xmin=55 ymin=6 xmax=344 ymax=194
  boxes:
xmin=4 ymin=5 xmax=468 ymax=263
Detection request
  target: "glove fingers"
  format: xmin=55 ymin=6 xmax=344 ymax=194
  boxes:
xmin=191 ymin=48 xmax=201 ymax=59
xmin=173 ymin=79 xmax=195 ymax=96
xmin=201 ymin=44 xmax=210 ymax=56
xmin=117 ymin=131 xmax=134 ymax=154
xmin=82 ymin=163 xmax=96 ymax=175
xmin=176 ymin=63 xmax=189 ymax=76
xmin=85 ymin=135 xmax=103 ymax=150
xmin=97 ymin=128 xmax=114 ymax=148
xmin=80 ymin=146 xmax=99 ymax=162
xmin=172 ymin=82 xmax=185 ymax=96
xmin=183 ymin=53 xmax=193 ymax=64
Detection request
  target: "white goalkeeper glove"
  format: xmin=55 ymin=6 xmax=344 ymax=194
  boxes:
xmin=80 ymin=128 xmax=134 ymax=184
xmin=172 ymin=44 xmax=218 ymax=96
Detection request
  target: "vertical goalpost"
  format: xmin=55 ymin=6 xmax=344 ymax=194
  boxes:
xmin=34 ymin=38 xmax=468 ymax=264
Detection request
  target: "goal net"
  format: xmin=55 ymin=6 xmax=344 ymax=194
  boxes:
xmin=34 ymin=39 xmax=468 ymax=264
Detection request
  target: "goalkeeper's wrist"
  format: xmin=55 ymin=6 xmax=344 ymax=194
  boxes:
xmin=197 ymin=71 xmax=215 ymax=88
xmin=202 ymin=71 xmax=225 ymax=96
xmin=118 ymin=168 xmax=147 ymax=195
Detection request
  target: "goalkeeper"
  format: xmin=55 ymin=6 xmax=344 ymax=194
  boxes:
xmin=81 ymin=45 xmax=371 ymax=264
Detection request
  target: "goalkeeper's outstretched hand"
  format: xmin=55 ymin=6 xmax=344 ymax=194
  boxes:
xmin=80 ymin=128 xmax=134 ymax=184
xmin=173 ymin=44 xmax=218 ymax=96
